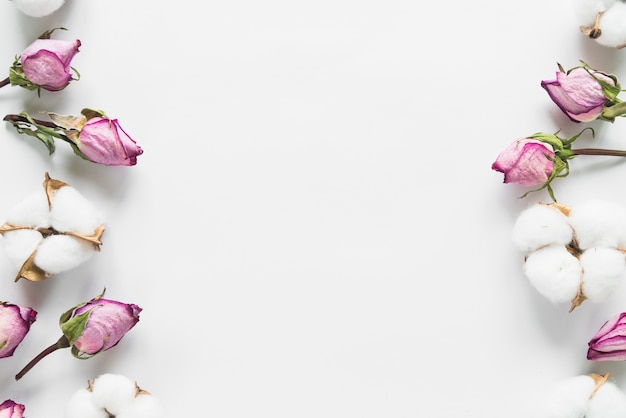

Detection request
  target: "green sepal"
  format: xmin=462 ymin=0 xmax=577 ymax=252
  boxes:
xmin=59 ymin=308 xmax=92 ymax=346
xmin=81 ymin=108 xmax=107 ymax=120
xmin=529 ymin=132 xmax=565 ymax=151
xmin=601 ymin=101 xmax=626 ymax=121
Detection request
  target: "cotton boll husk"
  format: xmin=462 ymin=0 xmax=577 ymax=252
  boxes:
xmin=535 ymin=375 xmax=595 ymax=418
xmin=89 ymin=374 xmax=138 ymax=416
xmin=580 ymin=247 xmax=626 ymax=302
xmin=10 ymin=0 xmax=66 ymax=17
xmin=116 ymin=394 xmax=166 ymax=418
xmin=0 ymin=229 xmax=43 ymax=267
xmin=587 ymin=380 xmax=626 ymax=418
xmin=64 ymin=388 xmax=109 ymax=418
xmin=572 ymin=0 xmax=617 ymax=26
xmin=50 ymin=187 xmax=104 ymax=235
xmin=568 ymin=200 xmax=626 ymax=250
xmin=594 ymin=2 xmax=626 ymax=48
xmin=523 ymin=244 xmax=582 ymax=303
xmin=3 ymin=191 xmax=50 ymax=228
xmin=512 ymin=204 xmax=573 ymax=252
xmin=33 ymin=235 xmax=95 ymax=274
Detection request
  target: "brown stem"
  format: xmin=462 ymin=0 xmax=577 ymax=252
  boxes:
xmin=3 ymin=114 xmax=57 ymax=129
xmin=0 ymin=77 xmax=9 ymax=88
xmin=573 ymin=148 xmax=626 ymax=157
xmin=15 ymin=336 xmax=70 ymax=381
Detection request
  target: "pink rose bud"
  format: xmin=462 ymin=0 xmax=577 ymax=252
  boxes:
xmin=541 ymin=62 xmax=626 ymax=123
xmin=0 ymin=303 xmax=37 ymax=359
xmin=492 ymin=137 xmax=555 ymax=187
xmin=587 ymin=312 xmax=626 ymax=361
xmin=0 ymin=400 xmax=25 ymax=418
xmin=3 ymin=109 xmax=143 ymax=166
xmin=60 ymin=293 xmax=142 ymax=358
xmin=75 ymin=116 xmax=144 ymax=166
xmin=6 ymin=28 xmax=80 ymax=93
xmin=15 ymin=290 xmax=141 ymax=381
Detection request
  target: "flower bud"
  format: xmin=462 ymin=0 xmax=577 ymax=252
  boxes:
xmin=0 ymin=400 xmax=25 ymax=418
xmin=0 ymin=302 xmax=36 ymax=359
xmin=15 ymin=290 xmax=142 ymax=380
xmin=60 ymin=291 xmax=142 ymax=359
xmin=541 ymin=63 xmax=619 ymax=123
xmin=10 ymin=0 xmax=66 ymax=17
xmin=492 ymin=137 xmax=556 ymax=187
xmin=4 ymin=109 xmax=143 ymax=166
xmin=9 ymin=28 xmax=80 ymax=93
xmin=588 ymin=312 xmax=626 ymax=361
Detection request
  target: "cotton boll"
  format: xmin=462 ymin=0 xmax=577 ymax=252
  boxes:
xmin=594 ymin=2 xmax=626 ymax=48
xmin=4 ymin=191 xmax=50 ymax=228
xmin=50 ymin=187 xmax=104 ymax=235
xmin=523 ymin=244 xmax=582 ymax=303
xmin=116 ymin=394 xmax=166 ymax=418
xmin=0 ymin=230 xmax=43 ymax=267
xmin=512 ymin=204 xmax=573 ymax=252
xmin=64 ymin=388 xmax=109 ymax=418
xmin=580 ymin=247 xmax=626 ymax=302
xmin=10 ymin=0 xmax=66 ymax=17
xmin=89 ymin=374 xmax=138 ymax=416
xmin=34 ymin=235 xmax=95 ymax=274
xmin=568 ymin=200 xmax=626 ymax=250
xmin=536 ymin=375 xmax=595 ymax=418
xmin=572 ymin=0 xmax=617 ymax=26
xmin=587 ymin=380 xmax=626 ymax=418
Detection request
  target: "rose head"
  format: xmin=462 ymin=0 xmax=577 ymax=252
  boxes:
xmin=492 ymin=138 xmax=555 ymax=187
xmin=77 ymin=116 xmax=143 ymax=166
xmin=0 ymin=400 xmax=25 ymax=418
xmin=588 ymin=312 xmax=626 ymax=361
xmin=0 ymin=303 xmax=36 ymax=359
xmin=60 ymin=293 xmax=142 ymax=359
xmin=19 ymin=38 xmax=81 ymax=91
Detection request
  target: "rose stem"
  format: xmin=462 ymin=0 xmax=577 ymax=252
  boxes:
xmin=0 ymin=77 xmax=9 ymax=88
xmin=15 ymin=336 xmax=70 ymax=381
xmin=573 ymin=148 xmax=626 ymax=157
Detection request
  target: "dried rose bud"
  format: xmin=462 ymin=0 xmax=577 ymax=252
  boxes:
xmin=5 ymin=28 xmax=80 ymax=93
xmin=0 ymin=173 xmax=105 ymax=282
xmin=15 ymin=290 xmax=141 ymax=380
xmin=10 ymin=0 xmax=66 ymax=17
xmin=60 ymin=292 xmax=142 ymax=358
xmin=65 ymin=374 xmax=165 ymax=418
xmin=541 ymin=62 xmax=626 ymax=123
xmin=493 ymin=129 xmax=626 ymax=200
xmin=0 ymin=302 xmax=36 ymax=359
xmin=0 ymin=400 xmax=25 ymax=418
xmin=3 ymin=108 xmax=143 ymax=166
xmin=588 ymin=312 xmax=626 ymax=361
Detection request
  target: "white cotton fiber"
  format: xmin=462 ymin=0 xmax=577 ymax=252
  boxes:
xmin=568 ymin=200 xmax=626 ymax=249
xmin=64 ymin=388 xmax=109 ymax=418
xmin=523 ymin=244 xmax=582 ymax=303
xmin=580 ymin=247 xmax=626 ymax=302
xmin=0 ymin=229 xmax=43 ymax=267
xmin=4 ymin=191 xmax=50 ymax=228
xmin=34 ymin=235 xmax=95 ymax=274
xmin=50 ymin=187 xmax=104 ymax=235
xmin=572 ymin=0 xmax=616 ymax=25
xmin=10 ymin=0 xmax=66 ymax=17
xmin=89 ymin=374 xmax=138 ymax=416
xmin=587 ymin=380 xmax=626 ymax=418
xmin=595 ymin=2 xmax=626 ymax=48
xmin=536 ymin=375 xmax=595 ymax=418
xmin=512 ymin=204 xmax=573 ymax=252
xmin=116 ymin=394 xmax=166 ymax=418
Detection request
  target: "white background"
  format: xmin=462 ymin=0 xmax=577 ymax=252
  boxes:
xmin=1 ymin=0 xmax=626 ymax=417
